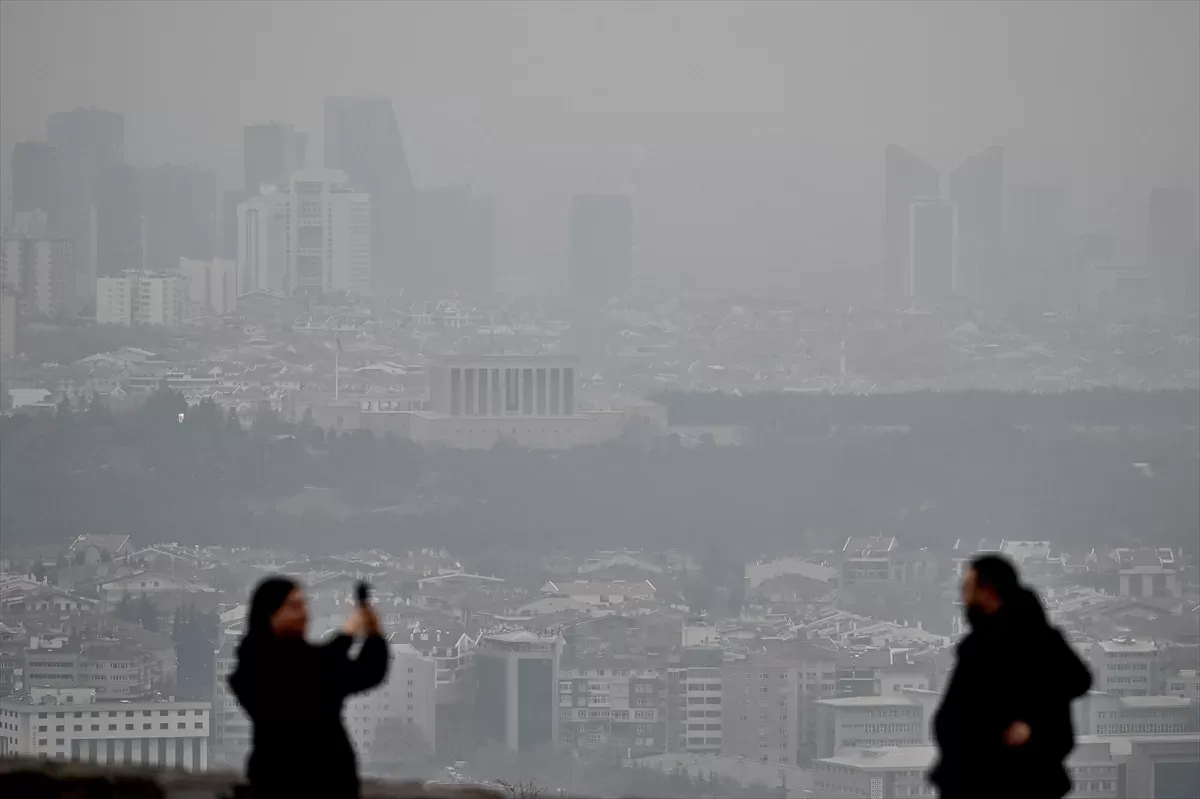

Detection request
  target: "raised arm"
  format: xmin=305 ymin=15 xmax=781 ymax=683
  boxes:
xmin=323 ymin=633 xmax=391 ymax=698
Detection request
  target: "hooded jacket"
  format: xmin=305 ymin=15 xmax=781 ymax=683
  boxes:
xmin=930 ymin=587 xmax=1092 ymax=799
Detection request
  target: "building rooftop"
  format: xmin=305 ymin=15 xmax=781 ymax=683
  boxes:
xmin=817 ymin=745 xmax=938 ymax=770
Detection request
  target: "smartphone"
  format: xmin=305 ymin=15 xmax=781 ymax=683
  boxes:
xmin=356 ymin=581 xmax=371 ymax=606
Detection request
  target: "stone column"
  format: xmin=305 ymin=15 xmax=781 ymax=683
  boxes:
xmin=183 ymin=736 xmax=194 ymax=770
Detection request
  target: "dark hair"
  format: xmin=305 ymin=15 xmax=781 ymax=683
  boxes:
xmin=246 ymin=576 xmax=298 ymax=637
xmin=969 ymin=554 xmax=1021 ymax=601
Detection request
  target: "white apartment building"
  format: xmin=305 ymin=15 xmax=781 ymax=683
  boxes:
xmin=237 ymin=189 xmax=290 ymax=295
xmin=667 ymin=649 xmax=725 ymax=755
xmin=96 ymin=270 xmax=186 ymax=326
xmin=0 ymin=688 xmax=209 ymax=770
xmin=1 ymin=234 xmax=76 ymax=318
xmin=178 ymin=257 xmax=237 ymax=316
xmin=289 ymin=169 xmax=371 ymax=295
xmin=344 ymin=642 xmax=436 ymax=766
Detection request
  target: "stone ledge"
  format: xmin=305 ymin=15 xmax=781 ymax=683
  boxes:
xmin=0 ymin=757 xmax=503 ymax=799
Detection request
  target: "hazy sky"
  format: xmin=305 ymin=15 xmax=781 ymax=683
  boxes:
xmin=2 ymin=0 xmax=1197 ymax=295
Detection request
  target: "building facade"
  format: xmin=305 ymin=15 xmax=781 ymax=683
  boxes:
xmin=558 ymin=662 xmax=665 ymax=756
xmin=721 ymin=658 xmax=800 ymax=766
xmin=288 ymin=169 xmax=371 ymax=295
xmin=472 ymin=631 xmax=561 ymax=752
xmin=237 ymin=190 xmax=290 ymax=295
xmin=0 ymin=688 xmax=209 ymax=770
xmin=96 ymin=270 xmax=186 ymax=326
xmin=568 ymin=194 xmax=634 ymax=301
xmin=178 ymin=257 xmax=237 ymax=316
xmin=345 ymin=642 xmax=436 ymax=766
xmin=0 ymin=234 xmax=76 ymax=318
xmin=813 ymin=696 xmax=928 ymax=758
xmin=243 ymin=122 xmax=307 ymax=196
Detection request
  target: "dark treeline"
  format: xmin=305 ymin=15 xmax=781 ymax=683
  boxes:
xmin=656 ymin=387 xmax=1200 ymax=429
xmin=1 ymin=389 xmax=1196 ymax=580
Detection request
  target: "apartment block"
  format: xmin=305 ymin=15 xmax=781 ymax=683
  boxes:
xmin=96 ymin=270 xmax=186 ymax=326
xmin=721 ymin=658 xmax=799 ymax=766
xmin=666 ymin=648 xmax=724 ymax=755
xmin=345 ymin=642 xmax=436 ymax=766
xmin=558 ymin=661 xmax=665 ymax=756
xmin=1 ymin=234 xmax=76 ymax=318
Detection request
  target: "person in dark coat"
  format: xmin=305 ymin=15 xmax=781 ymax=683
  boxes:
xmin=229 ymin=576 xmax=390 ymax=799
xmin=930 ymin=555 xmax=1092 ymax=799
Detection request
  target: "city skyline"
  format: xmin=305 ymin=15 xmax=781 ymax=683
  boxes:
xmin=2 ymin=1 xmax=1197 ymax=295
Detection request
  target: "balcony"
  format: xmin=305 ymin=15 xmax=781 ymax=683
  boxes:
xmin=0 ymin=757 xmax=503 ymax=798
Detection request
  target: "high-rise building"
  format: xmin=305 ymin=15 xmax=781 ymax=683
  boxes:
xmin=666 ymin=648 xmax=724 ymax=755
xmin=95 ymin=165 xmax=143 ymax=278
xmin=178 ymin=257 xmax=237 ymax=316
xmin=220 ymin=190 xmax=245 ymax=260
xmin=243 ymin=122 xmax=307 ymax=196
xmin=96 ymin=270 xmax=186 ymax=326
xmin=0 ymin=288 xmax=17 ymax=358
xmin=411 ymin=186 xmax=495 ymax=298
xmin=141 ymin=165 xmax=216 ymax=272
xmin=10 ymin=141 xmax=59 ymax=228
xmin=721 ymin=658 xmax=799 ymax=766
xmin=948 ymin=146 xmax=1004 ymax=305
xmin=345 ymin=642 xmax=437 ymax=769
xmin=568 ymin=194 xmax=634 ymax=300
xmin=1 ymin=232 xmax=76 ymax=318
xmin=237 ymin=190 xmax=290 ymax=295
xmin=46 ymin=107 xmax=124 ymax=291
xmin=1007 ymin=183 xmax=1066 ymax=311
xmin=883 ymin=145 xmax=941 ymax=305
xmin=288 ymin=169 xmax=371 ymax=295
xmin=324 ymin=96 xmax=415 ymax=293
xmin=472 ymin=631 xmax=561 ymax=752
xmin=1147 ymin=187 xmax=1197 ymax=316
xmin=908 ymin=200 xmax=957 ymax=302
xmin=236 ymin=170 xmax=371 ymax=297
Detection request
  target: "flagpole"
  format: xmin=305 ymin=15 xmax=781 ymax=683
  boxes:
xmin=334 ymin=331 xmax=340 ymax=401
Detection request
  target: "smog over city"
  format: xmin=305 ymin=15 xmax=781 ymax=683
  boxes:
xmin=0 ymin=2 xmax=1197 ymax=798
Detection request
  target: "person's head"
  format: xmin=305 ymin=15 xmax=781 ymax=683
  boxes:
xmin=962 ymin=554 xmax=1021 ymax=622
xmin=247 ymin=576 xmax=307 ymax=639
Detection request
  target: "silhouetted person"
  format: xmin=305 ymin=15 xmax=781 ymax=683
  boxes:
xmin=229 ymin=576 xmax=389 ymax=799
xmin=930 ymin=555 xmax=1092 ymax=799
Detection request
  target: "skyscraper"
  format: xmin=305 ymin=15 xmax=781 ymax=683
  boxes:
xmin=243 ymin=123 xmax=307 ymax=196
xmin=140 ymin=165 xmax=216 ymax=272
xmin=1146 ymin=187 xmax=1197 ymax=316
xmin=47 ymin=107 xmax=124 ymax=291
xmin=908 ymin=199 xmax=957 ymax=302
xmin=883 ymin=145 xmax=940 ymax=305
xmin=287 ymin=169 xmax=371 ymax=295
xmin=949 ymin=146 xmax=1005 ymax=306
xmin=94 ymin=165 xmax=143 ymax=278
xmin=237 ymin=190 xmax=290 ymax=295
xmin=324 ymin=96 xmax=415 ymax=294
xmin=411 ymin=186 xmax=495 ymax=299
xmin=568 ymin=193 xmax=634 ymax=300
xmin=221 ymin=190 xmax=245 ymax=260
xmin=10 ymin=141 xmax=59 ymax=228
xmin=1007 ymin=183 xmax=1066 ymax=311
